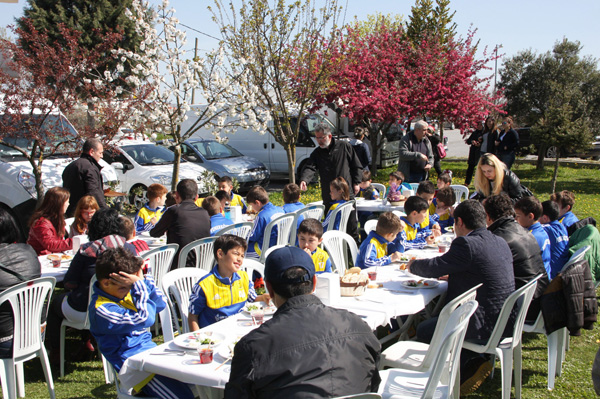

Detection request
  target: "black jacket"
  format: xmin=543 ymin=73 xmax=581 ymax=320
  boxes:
xmin=62 ymin=154 xmax=107 ymax=216
xmin=488 ymin=216 xmax=550 ymax=320
xmin=475 ymin=168 xmax=528 ymax=204
xmin=428 ymin=133 xmax=442 ymax=161
xmin=411 ymin=228 xmax=515 ymax=340
xmin=540 ymin=259 xmax=598 ymax=336
xmin=225 ymin=295 xmax=381 ymax=399
xmin=466 ymin=129 xmax=484 ymax=165
xmin=150 ymin=200 xmax=210 ymax=268
xmin=496 ymin=128 xmax=519 ymax=154
xmin=482 ymin=129 xmax=498 ymax=154
xmin=0 ymin=244 xmax=41 ymax=339
xmin=300 ymin=137 xmax=362 ymax=208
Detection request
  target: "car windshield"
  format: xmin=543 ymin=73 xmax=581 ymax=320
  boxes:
xmin=190 ymin=141 xmax=242 ymax=160
xmin=121 ymin=143 xmax=182 ymax=166
xmin=0 ymin=114 xmax=79 ymax=159
xmin=303 ymin=114 xmax=336 ymax=137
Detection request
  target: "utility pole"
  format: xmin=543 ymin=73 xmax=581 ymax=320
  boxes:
xmin=493 ymin=45 xmax=498 ymax=100
xmin=191 ymin=38 xmax=198 ymax=104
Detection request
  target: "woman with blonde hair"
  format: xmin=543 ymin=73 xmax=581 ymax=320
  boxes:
xmin=69 ymin=195 xmax=99 ymax=237
xmin=474 ymin=153 xmax=528 ymax=203
xmin=27 ymin=187 xmax=73 ymax=255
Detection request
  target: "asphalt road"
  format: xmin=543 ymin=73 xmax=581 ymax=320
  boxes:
xmin=443 ymin=129 xmax=469 ymax=158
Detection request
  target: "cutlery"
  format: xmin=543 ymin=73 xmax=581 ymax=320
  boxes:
xmin=151 ymin=351 xmax=185 ymax=356
xmin=215 ymin=356 xmax=232 ymax=370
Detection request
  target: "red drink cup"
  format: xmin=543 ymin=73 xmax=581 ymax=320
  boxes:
xmin=198 ymin=348 xmax=213 ymax=364
xmin=48 ymin=255 xmax=61 ymax=268
xmin=251 ymin=310 xmax=265 ymax=325
xmin=438 ymin=244 xmax=447 ymax=253
xmin=367 ymin=271 xmax=377 ymax=281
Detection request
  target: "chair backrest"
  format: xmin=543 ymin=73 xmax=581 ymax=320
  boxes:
xmin=83 ymin=274 xmax=99 ymax=329
xmin=161 ymin=268 xmax=209 ymax=335
xmin=371 ymin=183 xmax=386 ymax=199
xmin=364 ymin=219 xmax=378 ymax=235
xmin=391 ymin=210 xmax=407 ymax=218
xmin=325 ymin=200 xmax=355 ymax=233
xmin=450 ymin=184 xmax=469 ymax=203
xmin=422 ymin=300 xmax=479 ymax=398
xmin=178 ymin=237 xmax=218 ymax=270
xmin=290 ymin=205 xmax=326 ymax=245
xmin=322 ymin=230 xmax=359 ymax=274
xmin=476 ymin=275 xmax=541 ymax=352
xmin=215 ymin=222 xmax=253 ymax=241
xmin=262 ymin=245 xmax=287 ymax=263
xmin=242 ymin=258 xmax=265 ymax=279
xmin=409 ymin=183 xmax=420 ymax=191
xmin=0 ymin=277 xmax=56 ymax=360
xmin=260 ymin=214 xmax=296 ymax=263
xmin=144 ymin=244 xmax=179 ymax=287
xmin=562 ymin=245 xmax=591 ymax=272
xmin=421 ymin=283 xmax=482 ymax=368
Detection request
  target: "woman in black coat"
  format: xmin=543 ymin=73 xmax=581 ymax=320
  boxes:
xmin=481 ymin=116 xmax=499 ymax=155
xmin=464 ymin=120 xmax=484 ymax=186
xmin=473 ymin=153 xmax=529 ymax=203
xmin=495 ymin=116 xmax=519 ymax=170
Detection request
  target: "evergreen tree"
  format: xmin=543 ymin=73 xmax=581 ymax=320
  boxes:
xmin=406 ymin=0 xmax=456 ymax=46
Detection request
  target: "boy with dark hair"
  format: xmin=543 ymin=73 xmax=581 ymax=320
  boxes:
xmin=202 ymin=196 xmax=234 ymax=235
xmin=389 ymin=196 xmax=436 ymax=252
xmin=386 ymin=171 xmax=410 ymax=202
xmin=416 ymin=180 xmax=441 ymax=233
xmin=246 ymin=186 xmax=284 ymax=259
xmin=218 ymin=176 xmax=247 ymax=213
xmin=188 ymin=234 xmax=268 ymax=330
xmin=429 ymin=187 xmax=456 ymax=234
xmin=134 ymin=183 xmax=168 ymax=233
xmin=119 ymin=216 xmax=150 ymax=256
xmin=357 ymin=212 xmax=404 ymax=269
xmin=540 ymin=200 xmax=570 ymax=279
xmin=225 ymin=246 xmax=381 ymax=398
xmin=550 ymin=190 xmax=579 ymax=229
xmin=297 ymin=218 xmax=331 ymax=273
xmin=215 ymin=190 xmax=231 ymax=210
xmin=358 ymin=170 xmax=379 ymax=200
xmin=164 ymin=190 xmax=177 ymax=208
xmin=282 ymin=183 xmax=305 ymax=213
xmin=514 ymin=197 xmax=551 ymax=276
xmin=90 ymin=247 xmax=194 ymax=399
xmin=436 ymin=171 xmax=453 ymax=190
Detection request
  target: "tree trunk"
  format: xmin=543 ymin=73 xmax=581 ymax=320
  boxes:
xmin=285 ymin=144 xmax=297 ymax=184
xmin=550 ymin=152 xmax=559 ymax=194
xmin=369 ymin=129 xmax=382 ymax=177
xmin=171 ymin=144 xmax=181 ymax=191
xmin=33 ymin=159 xmax=44 ymax=207
xmin=536 ymin=144 xmax=546 ymax=171
xmin=87 ymin=100 xmax=96 ymax=130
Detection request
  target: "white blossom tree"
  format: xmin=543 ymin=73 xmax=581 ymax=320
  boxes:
xmin=121 ymin=0 xmax=270 ymax=190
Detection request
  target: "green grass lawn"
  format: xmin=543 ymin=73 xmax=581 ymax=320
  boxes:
xmin=16 ymin=159 xmax=600 ymax=398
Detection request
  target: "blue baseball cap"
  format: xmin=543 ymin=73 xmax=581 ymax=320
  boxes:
xmin=264 ymin=246 xmax=315 ymax=284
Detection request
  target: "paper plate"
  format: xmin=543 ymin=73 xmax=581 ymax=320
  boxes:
xmin=401 ymin=280 xmax=440 ymax=289
xmin=173 ymin=331 xmax=225 ymax=350
xmin=242 ymin=304 xmax=277 ymax=316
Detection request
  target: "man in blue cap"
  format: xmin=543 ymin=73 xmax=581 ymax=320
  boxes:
xmin=225 ymin=246 xmax=381 ymax=399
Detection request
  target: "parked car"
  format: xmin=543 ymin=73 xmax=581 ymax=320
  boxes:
xmin=517 ymin=127 xmax=600 ymax=159
xmin=161 ymin=138 xmax=270 ymax=192
xmin=103 ymin=137 xmax=209 ymax=208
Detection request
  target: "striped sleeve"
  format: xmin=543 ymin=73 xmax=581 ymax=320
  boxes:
xmin=188 ymin=280 xmax=207 ymax=316
xmin=364 ymin=242 xmax=392 ymax=268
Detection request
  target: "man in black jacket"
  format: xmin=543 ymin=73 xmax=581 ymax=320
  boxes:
xmin=483 ymin=194 xmax=549 ymax=321
xmin=299 ymin=124 xmax=363 ymax=241
xmin=225 ymin=246 xmax=381 ymax=399
xmin=62 ymin=138 xmax=107 ymax=216
xmin=150 ymin=179 xmax=210 ymax=268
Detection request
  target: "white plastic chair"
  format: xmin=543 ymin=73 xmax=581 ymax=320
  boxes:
xmin=215 ymin=222 xmax=253 ymax=241
xmin=107 ymin=362 xmax=158 ymax=399
xmin=0 ymin=277 xmax=56 ymax=399
xmin=371 ymin=183 xmax=386 ymax=199
xmin=325 ymin=200 xmax=355 ymax=233
xmin=64 ymin=217 xmax=75 ymax=235
xmin=144 ymin=244 xmax=179 ymax=289
xmin=378 ymin=300 xmax=479 ymax=399
xmin=364 ymin=219 xmax=378 ymax=235
xmin=161 ymin=268 xmax=209 ymax=335
xmin=243 ymin=258 xmax=265 ymax=279
xmin=449 ymin=185 xmax=469 ymax=203
xmin=322 ymin=231 xmax=359 ymax=274
xmin=262 ymin=245 xmax=287 ymax=262
xmin=178 ymin=237 xmax=218 ymax=270
xmin=380 ymin=283 xmax=482 ymax=370
xmin=259 ymin=214 xmax=295 ymax=263
xmin=463 ymin=275 xmax=541 ymax=399
xmin=289 ymin=205 xmax=326 ymax=245
xmin=564 ymin=245 xmax=591 ymax=269
xmin=409 ymin=183 xmax=420 ymax=192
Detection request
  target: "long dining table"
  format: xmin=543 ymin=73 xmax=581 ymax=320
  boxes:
xmin=120 ymin=246 xmax=449 ymax=396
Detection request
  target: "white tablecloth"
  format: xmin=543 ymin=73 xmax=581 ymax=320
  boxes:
xmin=355 ymin=199 xmax=405 ymax=213
xmin=39 ymin=255 xmax=70 ymax=283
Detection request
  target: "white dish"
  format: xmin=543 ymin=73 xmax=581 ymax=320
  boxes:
xmin=242 ymin=304 xmax=276 ymax=316
xmin=173 ymin=331 xmax=225 ymax=350
xmin=401 ymin=280 xmax=440 ymax=289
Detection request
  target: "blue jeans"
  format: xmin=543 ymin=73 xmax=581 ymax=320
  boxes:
xmin=498 ymin=152 xmax=515 ymax=170
xmin=408 ymin=171 xmax=427 ymax=183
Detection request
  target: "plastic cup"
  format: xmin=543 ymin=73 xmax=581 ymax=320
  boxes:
xmin=367 ymin=271 xmax=377 ymax=281
xmin=250 ymin=309 xmax=265 ymax=325
xmin=438 ymin=244 xmax=447 ymax=253
xmin=198 ymin=348 xmax=213 ymax=364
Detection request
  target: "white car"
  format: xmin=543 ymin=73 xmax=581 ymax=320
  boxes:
xmin=103 ymin=137 xmax=209 ymax=208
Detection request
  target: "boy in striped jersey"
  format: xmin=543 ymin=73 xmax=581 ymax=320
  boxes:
xmin=356 ymin=212 xmax=404 ymax=269
xmin=89 ymin=247 xmax=194 ymax=399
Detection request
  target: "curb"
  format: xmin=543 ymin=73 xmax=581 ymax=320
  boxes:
xmin=443 ymin=157 xmax=600 ymax=168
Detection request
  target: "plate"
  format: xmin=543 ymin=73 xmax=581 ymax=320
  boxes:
xmin=173 ymin=331 xmax=225 ymax=350
xmin=355 ymin=197 xmax=366 ymax=202
xmin=424 ymin=244 xmax=438 ymax=249
xmin=401 ymin=279 xmax=440 ymax=289
xmin=242 ymin=304 xmax=277 ymax=316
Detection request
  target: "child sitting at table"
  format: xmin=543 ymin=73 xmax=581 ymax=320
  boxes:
xmin=416 ymin=180 xmax=441 ymax=234
xmin=550 ymin=190 xmax=579 ymax=229
xmin=218 ymin=176 xmax=247 ymax=213
xmin=119 ymin=216 xmax=150 ymax=256
xmin=89 ymin=247 xmax=195 ymax=399
xmin=358 ymin=170 xmax=379 ymax=200
xmin=134 ymin=183 xmax=168 ymax=234
xmin=389 ymin=196 xmax=436 ymax=252
xmin=386 ymin=171 xmax=411 ymax=202
xmin=246 ymin=186 xmax=285 ymax=259
xmin=202 ymin=196 xmax=234 ymax=235
xmin=323 ymin=176 xmax=349 ymax=231
xmin=297 ymin=218 xmax=332 ymax=274
xmin=164 ymin=190 xmax=177 ymax=209
xmin=429 ymin=187 xmax=456 ymax=234
xmin=188 ymin=234 xmax=269 ymax=330
xmin=356 ymin=212 xmax=404 ymax=269
xmin=282 ymin=183 xmax=305 ymax=214
xmin=514 ymin=196 xmax=552 ymax=277
xmin=436 ymin=170 xmax=453 ymax=191
xmin=540 ymin=200 xmax=570 ymax=279
xmin=215 ymin=190 xmax=231 ymax=210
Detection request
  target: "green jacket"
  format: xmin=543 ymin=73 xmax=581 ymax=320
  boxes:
xmin=569 ymin=225 xmax=600 ymax=281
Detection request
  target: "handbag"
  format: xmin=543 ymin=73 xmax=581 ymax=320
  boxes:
xmin=436 ymin=142 xmax=447 ymax=159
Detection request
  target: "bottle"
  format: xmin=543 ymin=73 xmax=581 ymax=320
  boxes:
xmin=224 ymin=201 xmax=231 ymax=220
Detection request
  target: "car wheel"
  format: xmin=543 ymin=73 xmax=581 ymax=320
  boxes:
xmin=129 ymin=184 xmax=148 ymax=209
xmin=545 ymin=146 xmax=560 ymax=159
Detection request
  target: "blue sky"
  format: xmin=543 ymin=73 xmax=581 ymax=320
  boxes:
xmin=1 ymin=0 xmax=599 ymax=79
